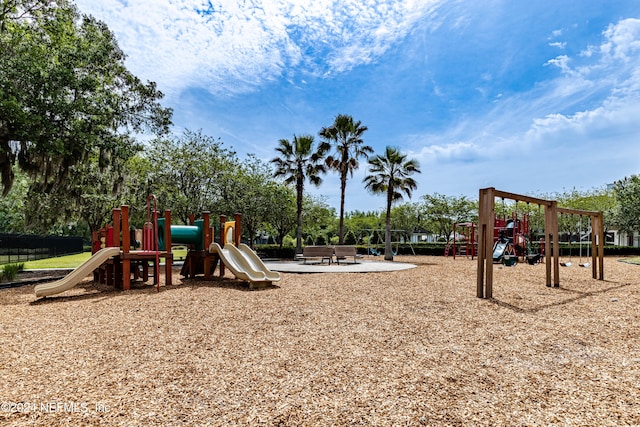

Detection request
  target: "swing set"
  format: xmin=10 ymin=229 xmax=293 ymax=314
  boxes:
xmin=477 ymin=188 xmax=604 ymax=299
xmin=559 ymin=214 xmax=592 ymax=268
xmin=362 ymin=229 xmax=415 ymax=256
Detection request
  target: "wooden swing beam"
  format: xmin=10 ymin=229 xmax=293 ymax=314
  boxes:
xmin=477 ymin=187 xmax=604 ymax=299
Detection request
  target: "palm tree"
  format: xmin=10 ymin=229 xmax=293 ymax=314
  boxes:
xmin=271 ymin=134 xmax=330 ymax=254
xmin=319 ymin=114 xmax=373 ymax=244
xmin=364 ymin=146 xmax=421 ymax=261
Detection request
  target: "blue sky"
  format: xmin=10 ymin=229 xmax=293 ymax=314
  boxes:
xmin=75 ymin=0 xmax=640 ymax=212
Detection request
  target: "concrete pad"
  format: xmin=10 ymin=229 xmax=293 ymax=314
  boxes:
xmin=264 ymin=259 xmax=417 ymax=273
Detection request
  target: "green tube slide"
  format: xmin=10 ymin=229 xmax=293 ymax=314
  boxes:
xmin=157 ymin=218 xmax=205 ymax=251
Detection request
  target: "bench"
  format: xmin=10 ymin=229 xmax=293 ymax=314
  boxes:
xmin=295 ymin=246 xmax=335 ymax=264
xmin=334 ymin=245 xmax=363 ymax=264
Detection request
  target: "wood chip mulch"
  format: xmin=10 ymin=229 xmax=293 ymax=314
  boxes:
xmin=1 ymin=255 xmax=639 ymax=426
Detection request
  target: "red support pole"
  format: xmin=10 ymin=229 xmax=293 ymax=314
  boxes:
xmin=452 ymin=223 xmax=457 ymax=260
xmin=219 ymin=215 xmax=226 ymax=277
xmin=122 ymin=205 xmax=131 ymax=291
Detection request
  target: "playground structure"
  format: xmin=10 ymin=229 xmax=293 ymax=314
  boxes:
xmin=35 ymin=200 xmax=279 ymax=297
xmin=491 ymin=212 xmax=533 ymax=265
xmin=476 ymin=188 xmax=604 ymax=299
xmin=445 ymin=215 xmax=534 ymax=262
xmin=36 ymin=202 xmax=174 ymax=297
xmin=444 ymin=222 xmax=476 ymax=259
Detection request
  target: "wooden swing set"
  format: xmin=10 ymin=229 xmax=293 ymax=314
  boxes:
xmin=477 ymin=187 xmax=604 ymax=299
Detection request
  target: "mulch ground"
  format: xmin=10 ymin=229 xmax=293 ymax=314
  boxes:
xmin=1 ymin=255 xmax=639 ymax=426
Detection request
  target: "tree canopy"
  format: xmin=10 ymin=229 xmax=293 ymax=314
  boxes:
xmin=421 ymin=193 xmax=475 ymax=241
xmin=0 ymin=2 xmax=629 ymax=248
xmin=364 ymin=146 xmax=420 ymax=260
xmin=145 ymin=130 xmax=235 ymax=224
xmin=613 ymin=176 xmax=640 ymax=235
xmin=271 ymin=134 xmax=330 ymax=253
xmin=319 ymin=114 xmax=372 ymax=244
xmin=0 ymin=0 xmax=172 ymax=196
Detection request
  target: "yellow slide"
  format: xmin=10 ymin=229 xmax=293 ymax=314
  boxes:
xmin=34 ymin=247 xmax=121 ymax=297
xmin=209 ymin=242 xmax=280 ymax=287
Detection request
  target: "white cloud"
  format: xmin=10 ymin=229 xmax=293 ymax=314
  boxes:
xmin=600 ymin=18 xmax=640 ymax=61
xmin=396 ymin=17 xmax=640 ymax=199
xmin=548 ymin=41 xmax=567 ymax=49
xmin=544 ymin=54 xmax=573 ymax=74
xmin=550 ymin=29 xmax=563 ymax=38
xmin=75 ymin=0 xmax=441 ymax=98
xmin=410 ymin=142 xmax=482 ymax=164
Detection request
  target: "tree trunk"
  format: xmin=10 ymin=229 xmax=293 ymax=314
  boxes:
xmin=247 ymin=228 xmax=255 ymax=249
xmin=384 ymin=190 xmax=393 ymax=261
xmin=296 ymin=178 xmax=304 ymax=254
xmin=338 ymin=172 xmax=347 ymax=245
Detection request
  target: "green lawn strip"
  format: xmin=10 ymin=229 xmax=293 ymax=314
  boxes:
xmin=619 ymin=256 xmax=640 ymax=265
xmin=23 ymin=252 xmax=92 ymax=269
xmin=23 ymin=248 xmax=189 ymax=270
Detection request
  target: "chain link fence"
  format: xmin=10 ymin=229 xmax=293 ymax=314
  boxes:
xmin=0 ymin=233 xmax=84 ymax=265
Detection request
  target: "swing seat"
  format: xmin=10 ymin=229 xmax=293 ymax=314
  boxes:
xmin=526 ymin=254 xmax=542 ymax=265
xmin=502 ymin=255 xmax=517 ymax=266
xmin=560 ymin=261 xmax=572 ymax=267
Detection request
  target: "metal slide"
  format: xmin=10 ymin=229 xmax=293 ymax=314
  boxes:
xmin=492 ymin=241 xmax=508 ymax=262
xmin=209 ymin=242 xmax=280 ymax=286
xmin=34 ymin=247 xmax=121 ymax=297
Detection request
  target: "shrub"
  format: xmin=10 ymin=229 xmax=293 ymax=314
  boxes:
xmin=1 ymin=263 xmax=24 ymax=282
xmin=255 ymin=245 xmax=297 ymax=260
xmin=344 ymin=230 xmax=357 ymax=245
xmin=282 ymin=235 xmax=295 ymax=247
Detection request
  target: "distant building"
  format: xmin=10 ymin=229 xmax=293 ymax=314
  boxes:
xmin=608 ymin=229 xmax=636 ymax=246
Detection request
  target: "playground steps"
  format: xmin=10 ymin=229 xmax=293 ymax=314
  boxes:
xmin=444 ymin=243 xmax=469 ymax=257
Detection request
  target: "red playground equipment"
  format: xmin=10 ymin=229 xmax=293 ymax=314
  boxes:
xmin=93 ymin=200 xmax=174 ymax=291
xmin=34 ymin=192 xmax=279 ymax=298
xmin=491 ymin=212 xmax=530 ymax=265
xmin=34 ymin=199 xmax=174 ymax=297
xmin=477 ymin=187 xmax=604 ymax=299
xmin=444 ymin=222 xmax=477 ymax=259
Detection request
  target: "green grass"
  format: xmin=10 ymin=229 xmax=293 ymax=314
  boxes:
xmin=622 ymin=256 xmax=640 ymax=265
xmin=23 ymin=252 xmax=92 ymax=269
xmin=22 ymin=248 xmax=189 ymax=269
